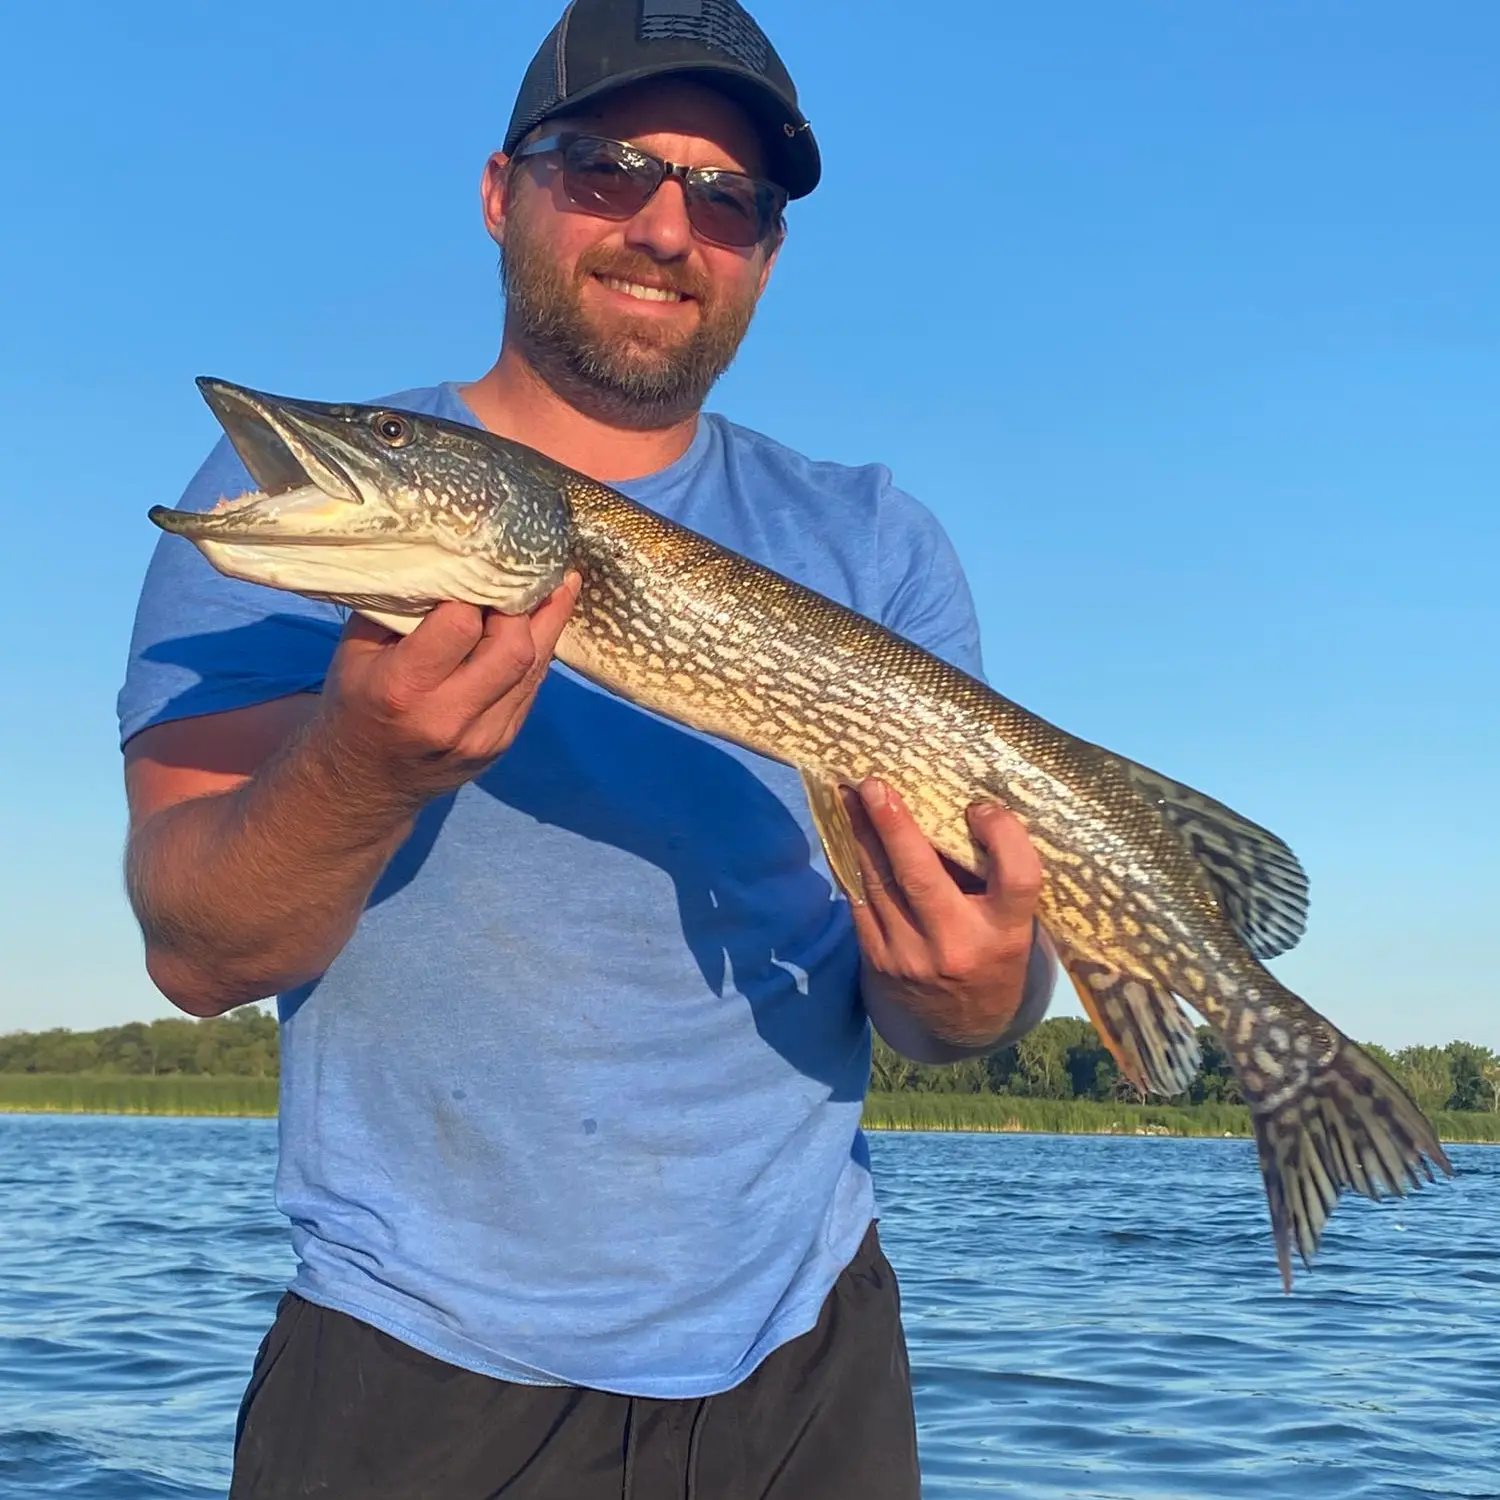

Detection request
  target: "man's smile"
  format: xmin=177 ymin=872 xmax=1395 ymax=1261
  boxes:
xmin=590 ymin=271 xmax=695 ymax=309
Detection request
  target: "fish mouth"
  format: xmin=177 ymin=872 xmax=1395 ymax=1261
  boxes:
xmin=147 ymin=377 xmax=570 ymax=630
xmin=148 ymin=379 xmax=375 ymax=544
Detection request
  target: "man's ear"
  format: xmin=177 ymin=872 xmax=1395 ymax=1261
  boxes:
xmin=481 ymin=151 xmax=511 ymax=247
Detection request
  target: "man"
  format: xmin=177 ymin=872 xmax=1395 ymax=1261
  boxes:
xmin=119 ymin=2 xmax=1055 ymax=1495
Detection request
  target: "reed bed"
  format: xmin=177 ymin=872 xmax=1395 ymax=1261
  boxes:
xmin=2 ymin=1077 xmax=1495 ymax=1142
xmin=862 ymin=1092 xmax=1251 ymax=1137
xmin=862 ymin=1092 xmax=1500 ymax=1144
xmin=1430 ymin=1109 xmax=1500 ymax=1144
xmin=0 ymin=1074 xmax=277 ymax=1117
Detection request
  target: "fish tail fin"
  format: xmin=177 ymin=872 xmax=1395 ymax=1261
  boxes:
xmin=1227 ymin=982 xmax=1452 ymax=1289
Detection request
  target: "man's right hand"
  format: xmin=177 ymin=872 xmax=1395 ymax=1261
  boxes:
xmin=314 ymin=578 xmax=580 ymax=811
xmin=123 ymin=577 xmax=579 ymax=1016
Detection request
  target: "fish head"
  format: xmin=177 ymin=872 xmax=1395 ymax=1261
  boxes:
xmin=148 ymin=378 xmax=575 ymax=630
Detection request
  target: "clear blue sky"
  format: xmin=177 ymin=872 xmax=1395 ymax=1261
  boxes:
xmin=1 ymin=1 xmax=1495 ymax=1047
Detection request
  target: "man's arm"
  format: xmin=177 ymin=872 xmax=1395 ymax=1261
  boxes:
xmin=844 ymin=780 xmax=1055 ymax=1064
xmin=125 ymin=591 xmax=576 ymax=1017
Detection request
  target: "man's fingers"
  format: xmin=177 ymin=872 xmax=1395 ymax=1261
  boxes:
xmin=446 ymin=575 xmax=580 ymax=716
xmin=445 ymin=611 xmax=540 ymax=711
xmin=968 ymin=801 xmax=1044 ymax=923
xmin=837 ymin=787 xmax=898 ymax=951
xmin=385 ymin=602 xmax=488 ymax=693
xmin=530 ymin=571 xmax=582 ymax=657
xmin=853 ymin=779 xmax=962 ymax=932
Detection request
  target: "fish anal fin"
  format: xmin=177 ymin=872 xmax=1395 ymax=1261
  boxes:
xmin=1125 ymin=761 xmax=1310 ymax=960
xmin=1063 ymin=954 xmax=1202 ymax=1099
xmin=799 ymin=770 xmax=866 ymax=905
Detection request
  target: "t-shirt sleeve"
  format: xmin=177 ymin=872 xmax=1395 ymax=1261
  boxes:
xmin=873 ymin=475 xmax=986 ymax=682
xmin=116 ymin=436 xmax=345 ymax=747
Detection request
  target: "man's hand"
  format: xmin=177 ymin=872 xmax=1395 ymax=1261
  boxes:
xmin=844 ymin=779 xmax=1047 ymax=1061
xmin=314 ymin=579 xmax=580 ymax=812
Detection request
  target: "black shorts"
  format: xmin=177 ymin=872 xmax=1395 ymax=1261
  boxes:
xmin=230 ymin=1222 xmax=919 ymax=1500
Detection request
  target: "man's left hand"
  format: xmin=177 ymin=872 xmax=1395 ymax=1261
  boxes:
xmin=844 ymin=779 xmax=1046 ymax=1061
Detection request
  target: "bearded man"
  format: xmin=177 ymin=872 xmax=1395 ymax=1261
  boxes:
xmin=119 ymin=2 xmax=1055 ymax=1496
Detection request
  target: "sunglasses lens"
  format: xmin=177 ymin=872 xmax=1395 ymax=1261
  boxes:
xmin=685 ymin=174 xmax=776 ymax=248
xmin=553 ymin=136 xmax=781 ymax=249
xmin=561 ymin=138 xmax=658 ymax=218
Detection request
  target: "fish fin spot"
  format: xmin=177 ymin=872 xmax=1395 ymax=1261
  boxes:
xmin=1123 ymin=761 xmax=1309 ymax=959
xmin=799 ymin=769 xmax=865 ymax=905
xmin=1060 ymin=950 xmax=1202 ymax=1098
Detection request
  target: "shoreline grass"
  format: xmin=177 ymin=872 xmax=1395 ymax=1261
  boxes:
xmin=861 ymin=1091 xmax=1500 ymax=1143
xmin=863 ymin=1092 xmax=1253 ymax=1138
xmin=2 ymin=1077 xmax=1496 ymax=1143
xmin=0 ymin=1074 xmax=276 ymax=1117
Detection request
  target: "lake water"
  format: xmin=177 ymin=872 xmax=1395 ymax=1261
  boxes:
xmin=1 ymin=1117 xmax=1495 ymax=1498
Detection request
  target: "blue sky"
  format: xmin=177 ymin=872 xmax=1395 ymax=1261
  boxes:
xmin=1 ymin=1 xmax=1495 ymax=1047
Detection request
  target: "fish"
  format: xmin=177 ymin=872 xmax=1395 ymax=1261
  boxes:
xmin=150 ymin=377 xmax=1452 ymax=1288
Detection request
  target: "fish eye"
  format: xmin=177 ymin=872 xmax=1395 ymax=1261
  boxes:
xmin=372 ymin=412 xmax=413 ymax=447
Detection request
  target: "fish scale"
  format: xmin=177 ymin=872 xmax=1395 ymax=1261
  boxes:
xmin=150 ymin=381 xmax=1454 ymax=1288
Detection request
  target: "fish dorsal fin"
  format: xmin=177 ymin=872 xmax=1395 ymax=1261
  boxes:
xmin=799 ymin=770 xmax=867 ymax=905
xmin=1124 ymin=762 xmax=1309 ymax=960
xmin=1060 ymin=949 xmax=1202 ymax=1098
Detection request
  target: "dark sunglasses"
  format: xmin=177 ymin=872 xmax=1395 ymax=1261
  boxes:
xmin=512 ymin=132 xmax=787 ymax=250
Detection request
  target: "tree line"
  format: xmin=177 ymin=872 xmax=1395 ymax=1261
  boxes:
xmin=1 ymin=1010 xmax=1496 ymax=1114
xmin=0 ymin=1010 xmax=277 ymax=1080
xmin=874 ymin=1019 xmax=1500 ymax=1114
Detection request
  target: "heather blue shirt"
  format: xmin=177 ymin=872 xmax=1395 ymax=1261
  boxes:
xmin=119 ymin=384 xmax=988 ymax=1398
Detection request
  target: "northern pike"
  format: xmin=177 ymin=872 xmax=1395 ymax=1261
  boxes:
xmin=150 ymin=378 xmax=1452 ymax=1286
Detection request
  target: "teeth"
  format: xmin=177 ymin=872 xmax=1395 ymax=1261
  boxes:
xmin=601 ymin=276 xmax=684 ymax=303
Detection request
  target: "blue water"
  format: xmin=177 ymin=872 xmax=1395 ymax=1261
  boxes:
xmin=0 ymin=1119 xmax=1495 ymax=1498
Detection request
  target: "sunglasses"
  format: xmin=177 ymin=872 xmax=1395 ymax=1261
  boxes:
xmin=511 ymin=132 xmax=787 ymax=250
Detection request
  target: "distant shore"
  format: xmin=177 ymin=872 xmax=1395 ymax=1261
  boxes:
xmin=3 ymin=1076 xmax=1498 ymax=1143
xmin=861 ymin=1092 xmax=1500 ymax=1143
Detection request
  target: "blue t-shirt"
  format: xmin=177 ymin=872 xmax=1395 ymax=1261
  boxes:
xmin=119 ymin=383 xmax=986 ymax=1399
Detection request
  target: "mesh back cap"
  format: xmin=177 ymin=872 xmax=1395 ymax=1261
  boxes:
xmin=504 ymin=0 xmax=820 ymax=199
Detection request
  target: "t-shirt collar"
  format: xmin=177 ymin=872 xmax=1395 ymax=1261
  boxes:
xmin=438 ymin=382 xmax=716 ymax=509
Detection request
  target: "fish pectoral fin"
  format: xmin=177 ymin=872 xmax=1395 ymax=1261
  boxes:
xmin=1124 ymin=761 xmax=1310 ymax=961
xmin=799 ymin=770 xmax=867 ymax=905
xmin=1061 ymin=952 xmax=1202 ymax=1098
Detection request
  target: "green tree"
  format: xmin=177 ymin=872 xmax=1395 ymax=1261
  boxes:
xmin=1444 ymin=1041 xmax=1496 ymax=1113
xmin=1483 ymin=1060 xmax=1500 ymax=1113
xmin=1394 ymin=1045 xmax=1453 ymax=1113
xmin=1015 ymin=1018 xmax=1093 ymax=1098
xmin=0 ymin=1010 xmax=281 ymax=1079
xmin=1188 ymin=1026 xmax=1243 ymax=1105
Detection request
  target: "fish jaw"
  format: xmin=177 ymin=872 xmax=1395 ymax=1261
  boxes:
xmin=148 ymin=379 xmax=576 ymax=621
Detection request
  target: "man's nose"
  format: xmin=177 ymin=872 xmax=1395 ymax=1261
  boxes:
xmin=623 ymin=176 xmax=694 ymax=259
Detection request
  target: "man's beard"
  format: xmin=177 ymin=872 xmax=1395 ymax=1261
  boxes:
xmin=500 ymin=221 xmax=759 ymax=429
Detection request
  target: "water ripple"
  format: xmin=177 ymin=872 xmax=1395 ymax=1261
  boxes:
xmin=1 ymin=1118 xmax=1496 ymax=1498
xmin=871 ymin=1133 xmax=1500 ymax=1499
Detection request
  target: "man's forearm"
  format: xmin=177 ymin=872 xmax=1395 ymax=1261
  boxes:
xmin=863 ymin=923 xmax=1058 ymax=1065
xmin=127 ymin=718 xmax=417 ymax=1016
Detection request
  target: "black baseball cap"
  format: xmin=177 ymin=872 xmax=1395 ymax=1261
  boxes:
xmin=503 ymin=0 xmax=820 ymax=199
